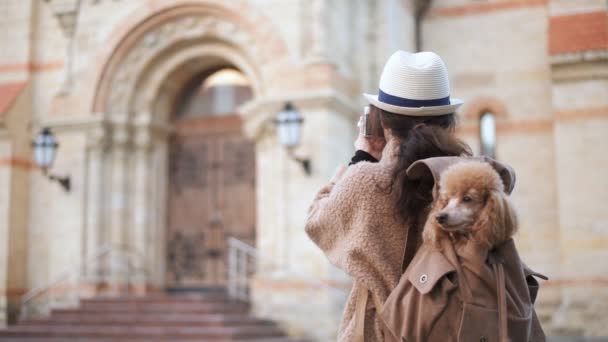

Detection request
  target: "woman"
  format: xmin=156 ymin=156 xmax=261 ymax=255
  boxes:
xmin=304 ymin=51 xmax=471 ymax=341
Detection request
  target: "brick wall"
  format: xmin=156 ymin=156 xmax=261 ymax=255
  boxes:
xmin=549 ymin=11 xmax=608 ymax=54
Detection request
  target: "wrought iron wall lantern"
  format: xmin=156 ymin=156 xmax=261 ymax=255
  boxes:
xmin=32 ymin=127 xmax=71 ymax=192
xmin=274 ymin=102 xmax=311 ymax=175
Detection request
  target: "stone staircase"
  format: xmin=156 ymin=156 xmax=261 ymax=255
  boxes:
xmin=0 ymin=292 xmax=307 ymax=342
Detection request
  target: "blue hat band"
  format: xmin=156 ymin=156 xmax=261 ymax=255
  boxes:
xmin=378 ymin=89 xmax=451 ymax=108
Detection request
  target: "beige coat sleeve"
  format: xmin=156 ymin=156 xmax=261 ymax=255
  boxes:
xmin=304 ymin=162 xmax=387 ymax=281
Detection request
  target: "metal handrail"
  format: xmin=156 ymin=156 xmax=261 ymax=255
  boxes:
xmin=227 ymin=237 xmax=349 ymax=302
xmin=20 ymin=243 xmax=146 ymax=318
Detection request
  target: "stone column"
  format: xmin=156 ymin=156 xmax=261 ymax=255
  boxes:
xmin=81 ymin=122 xmax=109 ymax=295
xmin=550 ymin=51 xmax=608 ymax=336
xmin=5 ymin=121 xmax=32 ymax=323
xmin=131 ymin=116 xmax=172 ymax=292
xmin=131 ymin=117 xmax=154 ymax=293
xmin=246 ymin=97 xmax=357 ymax=342
xmin=150 ymin=134 xmax=169 ymax=288
xmin=307 ymin=0 xmax=328 ymax=62
xmin=0 ymin=134 xmax=12 ymax=326
xmin=105 ymin=116 xmax=132 ymax=293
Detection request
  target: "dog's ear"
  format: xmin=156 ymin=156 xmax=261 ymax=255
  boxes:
xmin=475 ymin=190 xmax=519 ymax=248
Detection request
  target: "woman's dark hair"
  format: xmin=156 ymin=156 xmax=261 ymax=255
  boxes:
xmin=373 ymin=105 xmax=472 ymax=227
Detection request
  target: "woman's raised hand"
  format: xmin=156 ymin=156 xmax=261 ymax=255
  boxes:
xmin=354 ymin=116 xmax=386 ymax=160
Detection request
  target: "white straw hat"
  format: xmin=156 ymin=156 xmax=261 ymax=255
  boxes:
xmin=364 ymin=51 xmax=463 ymax=116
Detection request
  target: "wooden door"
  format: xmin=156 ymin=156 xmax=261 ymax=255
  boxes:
xmin=166 ymin=115 xmax=256 ymax=288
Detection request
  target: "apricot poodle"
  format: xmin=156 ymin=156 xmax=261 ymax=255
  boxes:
xmin=423 ymin=160 xmax=518 ymax=250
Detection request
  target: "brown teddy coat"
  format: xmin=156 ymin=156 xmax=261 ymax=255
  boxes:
xmin=304 ymin=140 xmax=520 ymax=341
xmin=305 ymin=139 xmax=418 ymax=342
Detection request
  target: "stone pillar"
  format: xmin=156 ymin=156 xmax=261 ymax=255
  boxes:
xmin=305 ymin=0 xmax=328 ymax=62
xmin=81 ymin=122 xmax=109 ymax=295
xmin=550 ymin=52 xmax=608 ymax=336
xmin=131 ymin=115 xmax=171 ymax=292
xmin=4 ymin=111 xmax=32 ymax=323
xmin=4 ymin=157 xmax=29 ymax=324
xmin=247 ymin=97 xmax=357 ymax=342
xmin=149 ymin=134 xmax=169 ymax=288
xmin=131 ymin=119 xmax=152 ymax=292
xmin=0 ymin=135 xmax=12 ymax=327
xmin=105 ymin=116 xmax=132 ymax=292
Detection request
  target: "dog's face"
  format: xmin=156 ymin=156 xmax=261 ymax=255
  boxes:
xmin=434 ymin=186 xmax=487 ymax=234
xmin=423 ymin=161 xmax=518 ymax=249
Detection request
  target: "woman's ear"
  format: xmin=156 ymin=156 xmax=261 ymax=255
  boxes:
xmin=369 ymin=136 xmax=387 ymax=152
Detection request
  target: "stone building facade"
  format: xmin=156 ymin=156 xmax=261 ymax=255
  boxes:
xmin=0 ymin=0 xmax=606 ymax=340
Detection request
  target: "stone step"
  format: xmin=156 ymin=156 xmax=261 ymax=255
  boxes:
xmin=20 ymin=313 xmax=275 ymax=326
xmin=53 ymin=301 xmax=249 ymax=314
xmin=80 ymin=293 xmax=230 ymax=304
xmin=2 ymin=293 xmax=300 ymax=341
xmin=0 ymin=337 xmax=310 ymax=342
xmin=0 ymin=324 xmax=286 ymax=339
xmin=80 ymin=299 xmax=247 ymax=309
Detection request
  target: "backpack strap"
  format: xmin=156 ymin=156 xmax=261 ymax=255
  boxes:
xmin=353 ymin=282 xmax=369 ymax=342
xmin=354 ymin=282 xmax=386 ymax=342
xmin=489 ymin=253 xmax=509 ymax=342
xmin=401 ymin=217 xmax=422 ymax=273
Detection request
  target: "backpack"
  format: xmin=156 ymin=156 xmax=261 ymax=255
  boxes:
xmin=356 ymin=156 xmax=547 ymax=342
xmin=378 ymin=237 xmax=547 ymax=342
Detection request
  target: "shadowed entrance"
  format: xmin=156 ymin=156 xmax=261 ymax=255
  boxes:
xmin=166 ymin=67 xmax=256 ymax=289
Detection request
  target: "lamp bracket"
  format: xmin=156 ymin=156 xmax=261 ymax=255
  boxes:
xmin=287 ymin=150 xmax=312 ymax=176
xmin=47 ymin=173 xmax=71 ymax=192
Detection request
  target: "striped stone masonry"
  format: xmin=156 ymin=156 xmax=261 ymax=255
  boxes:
xmin=549 ymin=10 xmax=608 ymax=55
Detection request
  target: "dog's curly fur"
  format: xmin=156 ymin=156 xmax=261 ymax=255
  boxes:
xmin=423 ymin=161 xmax=518 ymax=250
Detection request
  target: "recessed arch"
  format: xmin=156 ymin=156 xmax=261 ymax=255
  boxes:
xmin=457 ymin=96 xmax=507 ymax=157
xmin=479 ymin=111 xmax=497 ymax=158
xmin=80 ymin=1 xmax=287 ymax=291
xmin=174 ymin=67 xmax=253 ymax=119
xmin=92 ymin=1 xmax=288 ymax=116
xmin=131 ymin=42 xmax=263 ymax=124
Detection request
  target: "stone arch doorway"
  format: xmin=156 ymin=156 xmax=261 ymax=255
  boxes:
xmin=166 ymin=67 xmax=256 ymax=289
xmin=86 ymin=2 xmax=287 ymax=291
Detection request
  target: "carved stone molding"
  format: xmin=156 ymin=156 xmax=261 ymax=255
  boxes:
xmin=132 ymin=116 xmax=173 ymax=150
xmin=42 ymin=115 xmax=103 ymax=132
xmin=551 ymin=49 xmax=608 ymax=82
xmin=304 ymin=0 xmax=329 ymax=62
xmin=44 ymin=0 xmax=82 ymax=38
xmin=239 ymin=90 xmax=359 ymax=142
xmin=85 ymin=122 xmax=110 ymax=151
xmin=106 ymin=15 xmax=259 ymax=116
xmin=108 ymin=116 xmax=131 ymax=148
xmin=550 ymin=49 xmax=608 ymax=65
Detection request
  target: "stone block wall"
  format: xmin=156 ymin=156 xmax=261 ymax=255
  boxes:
xmin=424 ymin=0 xmax=608 ymax=336
xmin=0 ymin=0 xmax=606 ymax=339
xmin=424 ymin=0 xmax=560 ymax=274
xmin=549 ymin=0 xmax=608 ymax=336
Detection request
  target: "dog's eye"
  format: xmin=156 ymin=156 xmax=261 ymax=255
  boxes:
xmin=463 ymin=196 xmax=473 ymax=202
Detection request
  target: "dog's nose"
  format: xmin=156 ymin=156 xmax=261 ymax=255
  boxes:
xmin=436 ymin=213 xmax=448 ymax=224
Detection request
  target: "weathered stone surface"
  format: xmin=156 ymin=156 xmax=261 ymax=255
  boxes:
xmin=0 ymin=0 xmax=606 ymax=339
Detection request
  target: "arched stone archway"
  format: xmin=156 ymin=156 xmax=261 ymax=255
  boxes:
xmin=83 ymin=2 xmax=286 ymax=291
xmin=93 ymin=4 xmax=281 ymax=116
